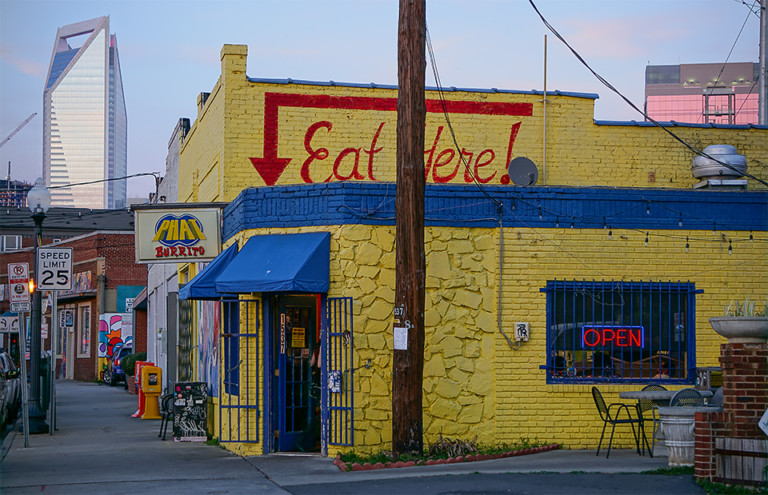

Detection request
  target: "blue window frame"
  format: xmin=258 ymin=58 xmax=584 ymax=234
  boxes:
xmin=540 ymin=280 xmax=700 ymax=384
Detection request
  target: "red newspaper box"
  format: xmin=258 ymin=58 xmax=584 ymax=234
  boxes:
xmin=131 ymin=361 xmax=155 ymax=417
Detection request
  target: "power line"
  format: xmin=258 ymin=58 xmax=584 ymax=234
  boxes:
xmin=707 ymin=1 xmax=756 ymax=98
xmin=527 ymin=0 xmax=768 ymax=187
xmin=48 ymin=172 xmax=160 ymax=190
xmin=731 ymin=0 xmax=761 ymax=17
xmin=425 ymin=26 xmax=502 ymax=209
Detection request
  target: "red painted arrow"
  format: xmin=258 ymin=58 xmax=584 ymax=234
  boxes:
xmin=250 ymin=92 xmax=533 ymax=185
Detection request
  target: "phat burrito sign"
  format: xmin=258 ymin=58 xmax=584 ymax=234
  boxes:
xmin=135 ymin=208 xmax=221 ymax=263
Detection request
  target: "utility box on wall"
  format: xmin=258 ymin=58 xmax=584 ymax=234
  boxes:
xmin=514 ymin=322 xmax=530 ymax=342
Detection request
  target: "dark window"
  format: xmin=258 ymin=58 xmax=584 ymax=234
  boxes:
xmin=646 ymin=65 xmax=680 ymax=85
xmin=541 ymin=280 xmax=699 ymax=384
xmin=222 ymin=301 xmax=240 ymax=395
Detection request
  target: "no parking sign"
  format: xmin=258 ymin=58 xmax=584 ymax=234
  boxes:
xmin=7 ymin=262 xmax=30 ymax=303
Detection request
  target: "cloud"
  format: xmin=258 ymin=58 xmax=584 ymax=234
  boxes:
xmin=0 ymin=44 xmax=47 ymax=77
xmin=562 ymin=14 xmax=685 ymax=60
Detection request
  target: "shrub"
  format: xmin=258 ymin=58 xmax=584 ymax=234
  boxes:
xmin=121 ymin=352 xmax=146 ymax=378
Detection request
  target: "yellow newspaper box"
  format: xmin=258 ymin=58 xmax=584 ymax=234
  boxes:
xmin=140 ymin=365 xmax=162 ymax=419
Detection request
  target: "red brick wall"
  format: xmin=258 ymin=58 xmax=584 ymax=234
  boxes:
xmin=1 ymin=232 xmax=146 ymax=382
xmin=694 ymin=343 xmax=768 ymax=481
xmin=133 ymin=309 xmax=147 ymax=353
xmin=719 ymin=343 xmax=768 ymax=439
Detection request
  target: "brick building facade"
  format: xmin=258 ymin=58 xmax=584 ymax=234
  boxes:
xmin=0 ymin=231 xmax=146 ymax=382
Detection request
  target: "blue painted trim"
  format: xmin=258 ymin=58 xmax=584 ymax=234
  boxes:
xmin=222 ymin=183 xmax=768 ymax=241
xmin=595 ymin=119 xmax=768 ymax=130
xmin=246 ymin=76 xmax=599 ymax=100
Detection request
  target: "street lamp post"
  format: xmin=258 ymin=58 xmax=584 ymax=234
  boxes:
xmin=27 ymin=177 xmax=51 ymax=434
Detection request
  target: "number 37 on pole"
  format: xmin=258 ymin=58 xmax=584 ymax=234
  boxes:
xmin=37 ymin=247 xmax=73 ymax=291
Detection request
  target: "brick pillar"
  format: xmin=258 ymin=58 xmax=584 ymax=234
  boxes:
xmin=694 ymin=410 xmax=727 ymax=480
xmin=694 ymin=342 xmax=767 ymax=481
xmin=719 ymin=343 xmax=768 ymax=439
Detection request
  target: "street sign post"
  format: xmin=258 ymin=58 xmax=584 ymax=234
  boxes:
xmin=8 ymin=262 xmax=30 ymax=303
xmin=37 ymin=247 xmax=73 ymax=291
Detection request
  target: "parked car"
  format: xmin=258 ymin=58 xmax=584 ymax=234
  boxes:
xmin=0 ymin=371 xmax=7 ymax=433
xmin=103 ymin=346 xmax=132 ymax=387
xmin=0 ymin=350 xmax=21 ymax=423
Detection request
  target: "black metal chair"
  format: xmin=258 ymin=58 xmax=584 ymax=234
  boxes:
xmin=636 ymin=384 xmax=666 ymax=457
xmin=591 ymin=386 xmax=642 ymax=458
xmin=158 ymin=393 xmax=174 ymax=440
xmin=670 ymin=388 xmax=704 ymax=407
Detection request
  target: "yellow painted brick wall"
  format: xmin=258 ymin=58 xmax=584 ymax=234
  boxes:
xmin=220 ymin=224 xmax=766 ymax=456
xmin=179 ymin=44 xmax=767 ymax=206
xmin=179 ymin=44 xmax=768 ymax=456
xmin=496 ymin=227 xmax=767 ymax=449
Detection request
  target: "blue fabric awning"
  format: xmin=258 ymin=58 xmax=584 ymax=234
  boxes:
xmin=216 ymin=232 xmax=330 ymax=294
xmin=178 ymin=243 xmax=239 ymax=300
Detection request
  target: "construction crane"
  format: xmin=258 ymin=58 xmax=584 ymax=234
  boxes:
xmin=0 ymin=112 xmax=37 ymax=149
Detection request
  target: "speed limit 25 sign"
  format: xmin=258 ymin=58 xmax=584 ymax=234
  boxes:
xmin=37 ymin=247 xmax=73 ymax=291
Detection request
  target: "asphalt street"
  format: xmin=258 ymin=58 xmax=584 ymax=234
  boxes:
xmin=0 ymin=380 xmax=705 ymax=494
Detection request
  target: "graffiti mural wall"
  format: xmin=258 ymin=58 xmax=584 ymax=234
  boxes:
xmin=98 ymin=313 xmax=133 ymax=373
xmin=197 ymin=300 xmax=219 ymax=397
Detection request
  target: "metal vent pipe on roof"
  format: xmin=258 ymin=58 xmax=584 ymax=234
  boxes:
xmin=691 ymin=144 xmax=747 ymax=179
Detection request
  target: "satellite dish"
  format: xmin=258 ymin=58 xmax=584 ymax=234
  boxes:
xmin=507 ymin=157 xmax=539 ymax=186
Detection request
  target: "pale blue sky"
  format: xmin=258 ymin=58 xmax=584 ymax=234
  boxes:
xmin=0 ymin=0 xmax=761 ymax=199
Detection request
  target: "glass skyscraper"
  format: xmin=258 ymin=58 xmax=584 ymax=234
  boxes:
xmin=645 ymin=62 xmax=759 ymax=126
xmin=43 ymin=16 xmax=127 ymax=209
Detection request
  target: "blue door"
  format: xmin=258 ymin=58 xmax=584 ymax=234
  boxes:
xmin=275 ymin=295 xmax=321 ymax=452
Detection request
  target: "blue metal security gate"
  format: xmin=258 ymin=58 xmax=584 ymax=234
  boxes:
xmin=324 ymin=297 xmax=354 ymax=447
xmin=219 ymin=299 xmax=261 ymax=444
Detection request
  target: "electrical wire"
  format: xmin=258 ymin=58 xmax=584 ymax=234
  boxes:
xmin=706 ymin=1 xmax=755 ymax=97
xmin=734 ymin=81 xmax=758 ymax=119
xmin=527 ymin=0 xmax=768 ymax=187
xmin=426 ymin=27 xmax=503 ymax=209
xmin=48 ymin=172 xmax=161 ymax=189
xmin=730 ymin=0 xmax=761 ymax=17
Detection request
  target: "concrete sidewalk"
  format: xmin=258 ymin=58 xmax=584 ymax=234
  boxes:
xmin=1 ymin=380 xmax=692 ymax=495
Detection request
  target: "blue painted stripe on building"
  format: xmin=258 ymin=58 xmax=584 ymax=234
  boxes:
xmin=245 ymin=77 xmax=598 ymax=100
xmin=594 ymin=120 xmax=768 ymax=130
xmin=222 ymin=183 xmax=768 ymax=241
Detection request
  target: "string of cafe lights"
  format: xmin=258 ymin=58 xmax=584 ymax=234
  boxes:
xmin=508 ymin=193 xmax=764 ymax=253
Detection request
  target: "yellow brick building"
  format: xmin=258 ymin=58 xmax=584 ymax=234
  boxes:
xmin=176 ymin=45 xmax=768 ymax=457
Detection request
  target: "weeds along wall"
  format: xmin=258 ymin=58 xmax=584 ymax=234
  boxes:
xmin=177 ymin=44 xmax=767 ymax=202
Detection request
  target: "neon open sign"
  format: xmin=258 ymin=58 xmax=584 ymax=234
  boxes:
xmin=581 ymin=326 xmax=645 ymax=349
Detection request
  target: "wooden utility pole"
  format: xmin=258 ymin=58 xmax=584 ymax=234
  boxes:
xmin=392 ymin=0 xmax=426 ymax=454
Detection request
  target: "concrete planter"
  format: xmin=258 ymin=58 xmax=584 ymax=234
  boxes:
xmin=709 ymin=317 xmax=768 ymax=344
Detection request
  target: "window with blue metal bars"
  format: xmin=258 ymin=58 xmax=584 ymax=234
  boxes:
xmin=219 ymin=299 xmax=260 ymax=444
xmin=541 ymin=280 xmax=699 ymax=384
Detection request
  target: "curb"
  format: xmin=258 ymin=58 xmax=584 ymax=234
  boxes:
xmin=334 ymin=443 xmax=561 ymax=472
